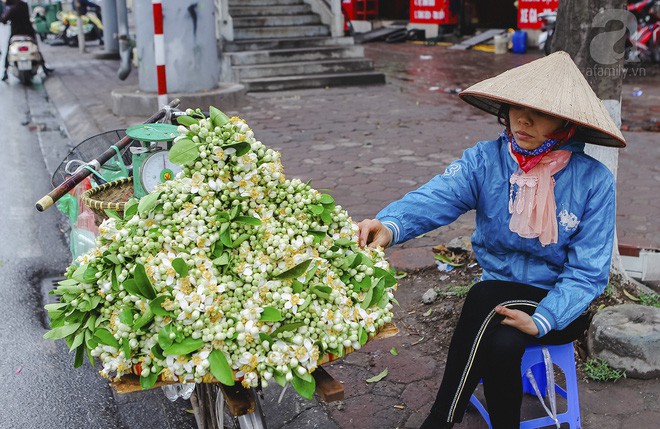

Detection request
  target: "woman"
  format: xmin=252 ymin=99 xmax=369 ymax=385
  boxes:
xmin=358 ymin=51 xmax=626 ymax=428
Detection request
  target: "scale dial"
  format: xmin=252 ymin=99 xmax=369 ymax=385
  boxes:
xmin=139 ymin=150 xmax=182 ymax=193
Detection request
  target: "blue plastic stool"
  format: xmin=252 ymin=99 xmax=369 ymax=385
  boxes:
xmin=469 ymin=342 xmax=581 ymax=428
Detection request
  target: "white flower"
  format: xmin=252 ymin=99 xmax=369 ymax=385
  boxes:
xmin=281 ymin=292 xmax=302 ymax=314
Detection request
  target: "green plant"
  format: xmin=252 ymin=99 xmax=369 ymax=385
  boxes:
xmin=583 ymin=358 xmax=626 ymax=382
xmin=638 ymin=293 xmax=660 ymax=308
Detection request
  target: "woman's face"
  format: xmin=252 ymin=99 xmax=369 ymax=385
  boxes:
xmin=508 ymin=105 xmax=565 ymax=150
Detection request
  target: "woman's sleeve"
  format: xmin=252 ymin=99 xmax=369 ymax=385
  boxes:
xmin=376 ymin=144 xmax=485 ymax=244
xmin=532 ymin=168 xmax=616 ymax=337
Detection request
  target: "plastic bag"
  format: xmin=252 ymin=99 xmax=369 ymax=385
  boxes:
xmin=56 ymin=177 xmax=99 ymax=261
xmin=161 ymin=383 xmax=196 ymax=401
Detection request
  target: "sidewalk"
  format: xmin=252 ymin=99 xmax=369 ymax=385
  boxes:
xmin=35 ymin=41 xmax=660 ymax=428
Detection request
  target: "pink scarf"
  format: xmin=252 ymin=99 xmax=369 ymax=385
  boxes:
xmin=508 ymin=148 xmax=572 ymax=246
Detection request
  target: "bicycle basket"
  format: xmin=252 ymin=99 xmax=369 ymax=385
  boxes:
xmin=51 ymin=129 xmax=139 ymax=188
xmin=81 ymin=177 xmax=134 ymax=225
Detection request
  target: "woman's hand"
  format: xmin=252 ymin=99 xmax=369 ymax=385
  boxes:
xmin=357 ymin=218 xmax=393 ymax=249
xmin=495 ymin=305 xmax=539 ymax=336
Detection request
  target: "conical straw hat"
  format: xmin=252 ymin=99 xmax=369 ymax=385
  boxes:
xmin=459 ymin=51 xmax=626 ymax=147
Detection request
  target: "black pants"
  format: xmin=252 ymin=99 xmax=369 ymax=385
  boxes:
xmin=421 ymin=280 xmax=589 ymax=429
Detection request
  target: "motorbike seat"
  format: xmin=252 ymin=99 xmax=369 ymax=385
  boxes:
xmin=10 ymin=35 xmax=37 ymax=44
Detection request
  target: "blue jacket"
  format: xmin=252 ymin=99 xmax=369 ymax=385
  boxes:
xmin=377 ymin=136 xmax=615 ymax=337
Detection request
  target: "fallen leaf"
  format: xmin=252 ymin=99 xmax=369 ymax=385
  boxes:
xmin=390 ymin=347 xmax=398 ymax=356
xmin=622 ymin=289 xmax=640 ymax=301
xmin=366 ymin=368 xmax=388 ymax=383
xmin=423 ymin=308 xmax=433 ymax=317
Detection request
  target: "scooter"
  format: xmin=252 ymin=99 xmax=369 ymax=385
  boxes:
xmin=6 ymin=35 xmax=43 ymax=85
xmin=49 ymin=10 xmax=103 ymax=47
xmin=626 ymin=0 xmax=660 ymax=63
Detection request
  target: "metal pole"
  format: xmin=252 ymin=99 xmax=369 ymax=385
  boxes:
xmin=101 ymin=0 xmax=119 ymax=53
xmin=152 ymin=0 xmax=168 ymax=106
xmin=76 ymin=0 xmax=86 ymax=53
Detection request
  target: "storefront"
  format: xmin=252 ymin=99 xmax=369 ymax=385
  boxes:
xmin=342 ymin=0 xmax=559 ymax=35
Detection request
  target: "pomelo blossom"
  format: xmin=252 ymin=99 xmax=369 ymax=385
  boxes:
xmin=45 ymin=107 xmax=397 ymax=398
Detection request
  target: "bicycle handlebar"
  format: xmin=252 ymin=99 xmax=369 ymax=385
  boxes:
xmin=35 ymin=98 xmax=181 ymax=212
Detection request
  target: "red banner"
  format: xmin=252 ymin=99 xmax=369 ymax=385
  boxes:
xmin=410 ymin=0 xmax=458 ymax=25
xmin=518 ymin=0 xmax=559 ymax=30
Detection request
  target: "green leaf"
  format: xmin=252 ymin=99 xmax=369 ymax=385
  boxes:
xmin=140 ymin=370 xmax=160 ymax=390
xmin=291 ymin=372 xmax=316 ymax=400
xmin=360 ymin=288 xmax=374 ymax=310
xmin=319 ymin=194 xmax=334 ymax=205
xmin=171 ymin=258 xmax=188 ymax=277
xmin=311 ymin=285 xmax=332 ymax=300
xmin=168 ymin=138 xmax=199 ymax=166
xmin=137 ymin=191 xmax=162 ymax=216
xmin=259 ymin=333 xmax=273 ymax=345
xmin=71 ymin=264 xmax=87 ymax=283
xmin=304 ymin=262 xmax=318 ymax=284
xmin=69 ymin=330 xmax=86 ymax=351
xmin=149 ymin=295 xmax=173 ymax=316
xmin=74 ymin=344 xmax=85 ymax=368
xmin=309 ymin=204 xmax=324 ymax=215
xmin=274 ymin=370 xmax=287 ymax=387
xmin=272 ymin=259 xmax=312 ymax=280
xmin=158 ymin=326 xmax=175 ymax=350
xmin=122 ymin=337 xmax=131 ymax=358
xmin=334 ymin=237 xmax=352 ymax=247
xmin=209 ymin=349 xmax=235 ymax=386
xmin=298 ymin=295 xmax=312 ymax=312
xmin=359 ymin=327 xmax=368 ymax=345
xmin=320 ymin=210 xmax=333 ymax=225
xmin=133 ymin=307 xmax=155 ymax=331
xmin=369 ymin=278 xmax=386 ymax=308
xmin=104 ymin=254 xmax=120 ymax=265
xmin=374 ymin=267 xmax=398 ymax=288
xmin=225 ymin=142 xmax=250 ymax=157
xmin=210 ymin=106 xmax=230 ymax=128
xmin=83 ymin=265 xmax=98 ymax=283
xmin=292 ymin=280 xmax=304 ymax=294
xmin=124 ymin=198 xmax=139 ymax=218
xmin=229 ymin=205 xmax=240 ymax=220
xmin=176 ymin=115 xmax=199 ymax=127
xmin=133 ymin=264 xmax=157 ymax=300
xmin=119 ymin=308 xmax=134 ymax=326
xmin=220 ymin=229 xmax=233 ymax=248
xmin=308 ymin=230 xmax=326 ymax=244
xmin=122 ymin=278 xmax=141 ymax=297
xmin=163 ymin=338 xmax=204 ymax=356
xmin=43 ymin=322 xmax=81 ymax=340
xmin=366 ymin=368 xmax=388 ymax=383
xmin=260 ymin=307 xmax=284 ymax=322
xmin=390 ymin=347 xmax=398 ymax=356
xmin=232 ymin=234 xmax=251 ymax=248
xmin=213 ymin=252 xmax=231 ymax=266
xmin=94 ymin=328 xmax=120 ymax=349
xmin=152 ymin=344 xmax=165 ymax=360
xmin=272 ymin=322 xmax=304 ymax=337
xmin=104 ymin=209 xmax=122 ymax=221
xmin=234 ymin=216 xmax=262 ymax=226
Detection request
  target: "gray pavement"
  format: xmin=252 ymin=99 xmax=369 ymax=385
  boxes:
xmin=31 ymin=40 xmax=660 ymax=429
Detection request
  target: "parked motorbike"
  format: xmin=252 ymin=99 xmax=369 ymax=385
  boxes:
xmin=626 ymin=0 xmax=660 ymax=63
xmin=49 ymin=10 xmax=103 ymax=47
xmin=6 ymin=35 xmax=43 ymax=85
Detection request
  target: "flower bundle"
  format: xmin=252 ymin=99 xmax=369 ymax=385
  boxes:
xmin=44 ymin=107 xmax=397 ymax=399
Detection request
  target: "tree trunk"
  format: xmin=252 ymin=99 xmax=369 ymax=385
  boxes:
xmin=552 ymin=1 xmax=653 ymax=294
